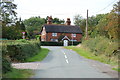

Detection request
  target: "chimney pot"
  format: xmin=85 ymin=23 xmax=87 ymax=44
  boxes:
xmin=66 ymin=18 xmax=71 ymax=25
xmin=47 ymin=16 xmax=52 ymax=24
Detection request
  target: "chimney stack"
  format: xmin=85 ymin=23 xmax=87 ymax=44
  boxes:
xmin=47 ymin=16 xmax=52 ymax=24
xmin=66 ymin=18 xmax=71 ymax=25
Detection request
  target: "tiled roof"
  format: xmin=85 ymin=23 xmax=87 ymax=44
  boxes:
xmin=43 ymin=24 xmax=82 ymax=34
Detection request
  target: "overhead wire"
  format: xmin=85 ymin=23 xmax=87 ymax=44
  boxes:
xmin=95 ymin=0 xmax=118 ymax=13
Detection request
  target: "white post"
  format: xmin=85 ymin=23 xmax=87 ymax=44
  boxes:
xmin=72 ymin=34 xmax=73 ymax=46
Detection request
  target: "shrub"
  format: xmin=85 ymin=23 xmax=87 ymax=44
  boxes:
xmin=82 ymin=36 xmax=119 ymax=56
xmin=2 ymin=40 xmax=41 ymax=73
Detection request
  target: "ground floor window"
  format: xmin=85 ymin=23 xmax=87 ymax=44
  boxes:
xmin=51 ymin=39 xmax=58 ymax=42
xmin=71 ymin=39 xmax=77 ymax=41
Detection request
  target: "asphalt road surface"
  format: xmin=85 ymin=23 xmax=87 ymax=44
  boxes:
xmin=32 ymin=46 xmax=118 ymax=78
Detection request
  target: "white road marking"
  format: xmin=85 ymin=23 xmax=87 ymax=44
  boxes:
xmin=66 ymin=59 xmax=69 ymax=63
xmin=62 ymin=50 xmax=69 ymax=64
xmin=64 ymin=55 xmax=67 ymax=59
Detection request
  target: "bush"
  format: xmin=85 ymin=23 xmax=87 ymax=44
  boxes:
xmin=82 ymin=36 xmax=119 ymax=56
xmin=2 ymin=40 xmax=41 ymax=73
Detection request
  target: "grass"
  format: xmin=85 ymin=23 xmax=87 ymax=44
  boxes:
xmin=26 ymin=48 xmax=49 ymax=62
xmin=65 ymin=46 xmax=119 ymax=72
xmin=3 ymin=68 xmax=33 ymax=78
xmin=112 ymin=68 xmax=120 ymax=72
xmin=3 ymin=48 xmax=50 ymax=78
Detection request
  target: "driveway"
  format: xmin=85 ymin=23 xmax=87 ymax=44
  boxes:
xmin=30 ymin=46 xmax=118 ymax=78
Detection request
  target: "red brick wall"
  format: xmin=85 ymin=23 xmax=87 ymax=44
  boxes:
xmin=46 ymin=32 xmax=82 ymax=42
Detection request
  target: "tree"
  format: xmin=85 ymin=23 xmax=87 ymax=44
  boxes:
xmin=93 ymin=1 xmax=119 ymax=40
xmin=0 ymin=0 xmax=17 ymax=25
xmin=52 ymin=18 xmax=65 ymax=24
xmin=24 ymin=17 xmax=45 ymax=38
xmin=74 ymin=15 xmax=86 ymax=35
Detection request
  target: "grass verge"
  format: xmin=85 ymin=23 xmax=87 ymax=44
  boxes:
xmin=65 ymin=46 xmax=119 ymax=72
xmin=112 ymin=68 xmax=120 ymax=72
xmin=26 ymin=48 xmax=49 ymax=62
xmin=3 ymin=68 xmax=33 ymax=78
xmin=3 ymin=48 xmax=50 ymax=78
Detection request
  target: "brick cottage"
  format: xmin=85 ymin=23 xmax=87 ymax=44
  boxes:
xmin=41 ymin=16 xmax=82 ymax=42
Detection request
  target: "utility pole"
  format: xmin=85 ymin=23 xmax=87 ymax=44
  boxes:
xmin=85 ymin=9 xmax=88 ymax=40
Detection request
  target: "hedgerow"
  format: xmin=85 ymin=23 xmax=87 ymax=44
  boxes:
xmin=82 ymin=36 xmax=119 ymax=57
xmin=2 ymin=40 xmax=41 ymax=73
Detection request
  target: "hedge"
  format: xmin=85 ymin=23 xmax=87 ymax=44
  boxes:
xmin=2 ymin=40 xmax=41 ymax=74
xmin=82 ymin=36 xmax=119 ymax=56
xmin=41 ymin=41 xmax=81 ymax=46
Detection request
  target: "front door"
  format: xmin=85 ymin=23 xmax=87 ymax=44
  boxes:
xmin=64 ymin=40 xmax=68 ymax=46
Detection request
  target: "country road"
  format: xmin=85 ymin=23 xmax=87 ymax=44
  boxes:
xmin=31 ymin=46 xmax=118 ymax=78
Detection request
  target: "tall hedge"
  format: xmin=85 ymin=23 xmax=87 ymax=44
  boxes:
xmin=2 ymin=40 xmax=41 ymax=73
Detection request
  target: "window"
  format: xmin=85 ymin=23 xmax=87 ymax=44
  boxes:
xmin=71 ymin=34 xmax=76 ymax=37
xmin=52 ymin=33 xmax=57 ymax=36
xmin=71 ymin=40 xmax=77 ymax=42
xmin=51 ymin=39 xmax=58 ymax=42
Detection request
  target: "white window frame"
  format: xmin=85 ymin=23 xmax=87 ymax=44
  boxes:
xmin=71 ymin=33 xmax=76 ymax=37
xmin=51 ymin=39 xmax=58 ymax=42
xmin=52 ymin=33 xmax=57 ymax=36
xmin=71 ymin=39 xmax=77 ymax=42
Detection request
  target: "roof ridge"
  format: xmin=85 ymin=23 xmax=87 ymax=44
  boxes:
xmin=44 ymin=24 xmax=79 ymax=27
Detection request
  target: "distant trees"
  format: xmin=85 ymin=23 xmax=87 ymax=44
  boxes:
xmin=1 ymin=1 xmax=26 ymax=40
xmin=23 ymin=17 xmax=45 ymax=38
xmin=73 ymin=1 xmax=119 ymax=41
xmin=52 ymin=17 xmax=65 ymax=24
xmin=44 ymin=16 xmax=65 ymax=24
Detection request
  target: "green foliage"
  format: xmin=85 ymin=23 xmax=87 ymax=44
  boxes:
xmin=0 ymin=1 xmax=17 ymax=24
xmin=26 ymin=48 xmax=49 ymax=62
xmin=3 ymin=68 xmax=33 ymax=78
xmin=24 ymin=17 xmax=45 ymax=38
xmin=65 ymin=46 xmax=118 ymax=66
xmin=2 ymin=58 xmax=12 ymax=74
xmin=35 ymin=35 xmax=40 ymax=40
xmin=73 ymin=1 xmax=119 ymax=41
xmin=2 ymin=25 xmax=23 ymax=40
xmin=52 ymin=17 xmax=65 ymax=24
xmin=2 ymin=40 xmax=41 ymax=73
xmin=24 ymin=16 xmax=65 ymax=39
xmin=112 ymin=68 xmax=120 ymax=72
xmin=82 ymin=36 xmax=119 ymax=57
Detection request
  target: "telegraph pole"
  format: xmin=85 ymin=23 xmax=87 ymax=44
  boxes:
xmin=85 ymin=9 xmax=88 ymax=40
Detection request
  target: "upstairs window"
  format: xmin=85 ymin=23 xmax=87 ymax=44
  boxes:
xmin=71 ymin=33 xmax=76 ymax=37
xmin=52 ymin=33 xmax=57 ymax=36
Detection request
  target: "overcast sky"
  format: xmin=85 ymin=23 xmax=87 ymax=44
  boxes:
xmin=14 ymin=0 xmax=118 ymax=24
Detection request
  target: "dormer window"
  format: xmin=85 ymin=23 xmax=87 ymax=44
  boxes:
xmin=52 ymin=33 xmax=57 ymax=36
